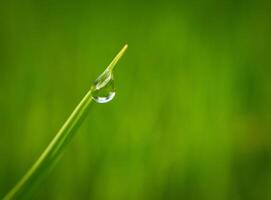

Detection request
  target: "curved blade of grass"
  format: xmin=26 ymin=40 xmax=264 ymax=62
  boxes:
xmin=3 ymin=44 xmax=128 ymax=199
xmin=107 ymin=44 xmax=128 ymax=72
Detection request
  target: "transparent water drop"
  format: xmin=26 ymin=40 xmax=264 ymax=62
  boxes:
xmin=91 ymin=68 xmax=115 ymax=103
xmin=90 ymin=44 xmax=128 ymax=104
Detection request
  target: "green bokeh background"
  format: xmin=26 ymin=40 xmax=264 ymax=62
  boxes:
xmin=1 ymin=0 xmax=271 ymax=199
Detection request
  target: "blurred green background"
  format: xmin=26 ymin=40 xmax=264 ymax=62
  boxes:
xmin=1 ymin=0 xmax=271 ymax=199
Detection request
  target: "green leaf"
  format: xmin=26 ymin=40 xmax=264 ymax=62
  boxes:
xmin=4 ymin=44 xmax=128 ymax=199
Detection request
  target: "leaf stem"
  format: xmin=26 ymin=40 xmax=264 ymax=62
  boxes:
xmin=4 ymin=90 xmax=93 ymax=199
xmin=107 ymin=44 xmax=128 ymax=72
xmin=3 ymin=44 xmax=128 ymax=199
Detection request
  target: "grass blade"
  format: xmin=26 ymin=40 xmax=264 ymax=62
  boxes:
xmin=3 ymin=44 xmax=128 ymax=199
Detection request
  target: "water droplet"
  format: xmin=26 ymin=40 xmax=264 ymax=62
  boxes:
xmin=91 ymin=68 xmax=115 ymax=103
xmin=90 ymin=44 xmax=128 ymax=104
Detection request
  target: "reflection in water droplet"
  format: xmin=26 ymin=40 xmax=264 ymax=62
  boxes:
xmin=91 ymin=68 xmax=116 ymax=103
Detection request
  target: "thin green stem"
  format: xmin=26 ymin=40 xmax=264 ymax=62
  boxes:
xmin=4 ymin=44 xmax=128 ymax=199
xmin=107 ymin=44 xmax=128 ymax=72
xmin=4 ymin=90 xmax=93 ymax=199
